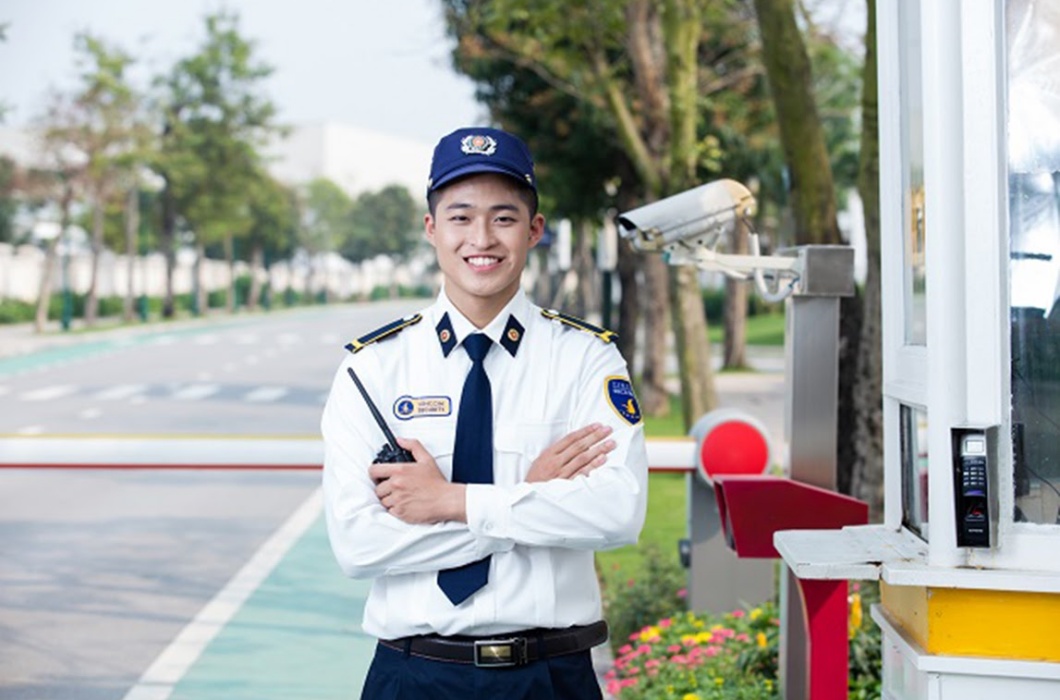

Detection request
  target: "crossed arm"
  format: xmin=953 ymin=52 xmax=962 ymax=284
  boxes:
xmin=369 ymin=423 xmax=616 ymax=524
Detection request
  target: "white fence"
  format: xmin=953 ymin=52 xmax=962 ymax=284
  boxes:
xmin=0 ymin=243 xmax=432 ymax=304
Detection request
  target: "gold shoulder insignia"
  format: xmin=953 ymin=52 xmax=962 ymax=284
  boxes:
xmin=345 ymin=314 xmax=423 ymax=353
xmin=541 ymin=309 xmax=618 ymax=344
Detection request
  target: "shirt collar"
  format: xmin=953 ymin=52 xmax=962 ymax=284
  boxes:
xmin=432 ymin=288 xmax=529 ymax=358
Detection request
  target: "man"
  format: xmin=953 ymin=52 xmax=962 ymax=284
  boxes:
xmin=321 ymin=126 xmax=648 ymax=700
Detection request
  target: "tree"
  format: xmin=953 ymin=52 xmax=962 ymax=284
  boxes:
xmin=751 ymin=0 xmax=873 ymax=502
xmin=244 ymin=170 xmax=298 ymax=310
xmin=153 ymin=10 xmax=278 ymax=317
xmin=300 ymin=177 xmax=352 ymax=299
xmin=345 ymin=185 xmax=422 ymax=262
xmin=35 ymin=93 xmax=86 ymax=332
xmin=0 ymin=157 xmax=16 ymax=243
xmin=44 ymin=32 xmax=144 ymax=327
xmin=444 ymin=0 xmax=770 ymax=427
xmin=752 ymin=0 xmax=841 ymax=245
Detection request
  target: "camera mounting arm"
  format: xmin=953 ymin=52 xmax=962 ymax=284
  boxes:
xmin=617 ymin=179 xmax=802 ymax=302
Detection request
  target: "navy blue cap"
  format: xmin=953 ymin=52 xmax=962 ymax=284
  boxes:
xmin=427 ymin=127 xmax=537 ymax=196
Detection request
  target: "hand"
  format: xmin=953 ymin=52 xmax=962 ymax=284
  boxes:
xmin=525 ymin=423 xmax=616 ymax=483
xmin=369 ymin=438 xmax=466 ymax=524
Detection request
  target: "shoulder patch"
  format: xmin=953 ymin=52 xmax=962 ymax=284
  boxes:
xmin=605 ymin=376 xmax=642 ymax=425
xmin=541 ymin=309 xmax=618 ymax=344
xmin=345 ymin=314 xmax=423 ymax=353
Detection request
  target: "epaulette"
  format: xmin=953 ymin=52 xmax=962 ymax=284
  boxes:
xmin=541 ymin=309 xmax=618 ymax=344
xmin=345 ymin=314 xmax=423 ymax=353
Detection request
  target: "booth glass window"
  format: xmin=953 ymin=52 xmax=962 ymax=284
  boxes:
xmin=900 ymin=405 xmax=930 ymax=539
xmin=1006 ymin=0 xmax=1060 ymax=526
xmin=900 ymin=0 xmax=927 ymax=346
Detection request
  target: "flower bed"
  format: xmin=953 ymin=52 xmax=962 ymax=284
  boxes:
xmin=604 ymin=586 xmax=880 ymax=699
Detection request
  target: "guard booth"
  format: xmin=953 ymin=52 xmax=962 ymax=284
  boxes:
xmin=771 ymin=1 xmax=1060 ymax=699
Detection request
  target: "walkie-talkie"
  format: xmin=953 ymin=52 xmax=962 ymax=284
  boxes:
xmin=347 ymin=367 xmax=414 ymax=464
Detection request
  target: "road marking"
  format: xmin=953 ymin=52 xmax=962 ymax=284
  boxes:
xmin=16 ymin=425 xmax=44 ymax=435
xmin=94 ymin=384 xmax=147 ymax=400
xmin=234 ymin=334 xmax=258 ymax=345
xmin=121 ymin=490 xmax=322 ymax=700
xmin=171 ymin=384 xmax=219 ymax=401
xmin=243 ymin=387 xmax=288 ymax=403
xmin=20 ymin=385 xmax=77 ymax=401
xmin=193 ymin=335 xmax=218 ymax=346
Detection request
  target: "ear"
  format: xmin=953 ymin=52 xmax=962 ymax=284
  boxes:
xmin=528 ymin=213 xmax=546 ymax=249
xmin=424 ymin=213 xmax=437 ymax=247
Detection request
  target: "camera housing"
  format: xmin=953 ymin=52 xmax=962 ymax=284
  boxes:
xmin=616 ymin=179 xmax=757 ymax=253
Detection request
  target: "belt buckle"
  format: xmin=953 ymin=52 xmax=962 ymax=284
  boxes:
xmin=474 ymin=637 xmax=528 ymax=668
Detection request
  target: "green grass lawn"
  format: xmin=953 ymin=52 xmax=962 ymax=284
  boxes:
xmin=707 ymin=312 xmax=785 ymax=346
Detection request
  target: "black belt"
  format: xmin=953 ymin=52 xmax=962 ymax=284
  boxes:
xmin=379 ymin=620 xmax=608 ymax=668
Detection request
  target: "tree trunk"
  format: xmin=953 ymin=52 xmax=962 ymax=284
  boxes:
xmin=752 ymin=0 xmax=841 ymax=246
xmin=35 ymin=181 xmax=75 ymax=332
xmin=850 ymin=0 xmax=884 ymax=521
xmin=724 ymin=217 xmax=750 ymax=369
xmin=672 ymin=266 xmax=717 ymax=427
xmin=573 ymin=219 xmax=597 ymax=319
xmin=161 ymin=181 xmax=177 ymax=318
xmin=123 ymin=186 xmax=139 ymax=322
xmin=615 ymin=238 xmax=640 ymax=368
xmin=224 ymin=232 xmax=235 ymax=313
xmin=248 ymin=243 xmax=264 ymax=312
xmin=34 ymin=237 xmax=61 ymax=333
xmin=85 ymin=198 xmax=104 ymax=327
xmin=639 ymin=255 xmax=671 ymax=416
xmin=195 ymin=241 xmax=207 ymax=315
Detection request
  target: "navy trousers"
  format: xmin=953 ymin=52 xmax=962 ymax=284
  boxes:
xmin=360 ymin=642 xmax=604 ymax=700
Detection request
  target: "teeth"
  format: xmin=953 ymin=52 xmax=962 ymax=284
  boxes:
xmin=467 ymin=256 xmax=499 ymax=267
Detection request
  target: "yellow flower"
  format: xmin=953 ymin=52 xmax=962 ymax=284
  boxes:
xmin=750 ymin=607 xmax=763 ymax=621
xmin=714 ymin=677 xmax=725 ymax=686
xmin=682 ymin=694 xmax=700 ymax=700
xmin=639 ymin=625 xmax=661 ymax=642
xmin=848 ymin=592 xmax=863 ymax=639
xmin=695 ymin=631 xmax=713 ymax=644
xmin=756 ymin=632 xmax=769 ymax=648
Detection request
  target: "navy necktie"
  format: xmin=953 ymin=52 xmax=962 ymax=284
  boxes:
xmin=438 ymin=333 xmax=494 ymax=605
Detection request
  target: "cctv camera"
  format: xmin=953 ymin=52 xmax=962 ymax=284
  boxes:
xmin=616 ymin=179 xmax=757 ymax=253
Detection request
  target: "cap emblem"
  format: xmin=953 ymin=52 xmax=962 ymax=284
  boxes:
xmin=461 ymin=134 xmax=497 ymax=156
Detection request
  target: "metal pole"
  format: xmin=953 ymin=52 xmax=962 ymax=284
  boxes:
xmin=779 ymin=246 xmax=852 ymax=700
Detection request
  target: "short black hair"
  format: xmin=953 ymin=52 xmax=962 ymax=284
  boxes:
xmin=427 ymin=174 xmax=539 ymax=218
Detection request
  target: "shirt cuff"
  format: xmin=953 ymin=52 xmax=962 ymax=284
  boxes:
xmin=465 ymin=483 xmax=516 ymax=551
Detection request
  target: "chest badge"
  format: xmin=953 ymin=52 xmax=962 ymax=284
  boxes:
xmin=605 ymin=376 xmax=642 ymax=425
xmin=394 ymin=395 xmax=453 ymax=420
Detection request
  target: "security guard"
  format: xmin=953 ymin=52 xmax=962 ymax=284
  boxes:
xmin=321 ymin=127 xmax=648 ymax=699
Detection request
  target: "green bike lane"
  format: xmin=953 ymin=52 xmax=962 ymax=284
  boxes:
xmin=168 ymin=515 xmax=375 ymax=700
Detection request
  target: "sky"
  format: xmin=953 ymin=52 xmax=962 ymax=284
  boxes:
xmin=0 ymin=0 xmax=486 ymax=148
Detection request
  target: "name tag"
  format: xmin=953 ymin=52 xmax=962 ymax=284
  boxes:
xmin=393 ymin=395 xmax=452 ymax=420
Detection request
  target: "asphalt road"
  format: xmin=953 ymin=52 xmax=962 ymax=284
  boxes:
xmin=0 ymin=300 xmax=423 ymax=437
xmin=0 ymin=301 xmax=422 ymax=699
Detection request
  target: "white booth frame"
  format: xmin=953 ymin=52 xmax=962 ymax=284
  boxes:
xmin=876 ymin=0 xmax=1060 ymax=581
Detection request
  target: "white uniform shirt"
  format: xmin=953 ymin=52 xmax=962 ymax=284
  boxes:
xmin=320 ymin=289 xmax=648 ymax=639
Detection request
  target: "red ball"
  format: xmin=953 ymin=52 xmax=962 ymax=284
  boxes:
xmin=699 ymin=420 xmax=770 ymax=479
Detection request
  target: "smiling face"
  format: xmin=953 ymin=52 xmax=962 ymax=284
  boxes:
xmin=425 ymin=173 xmax=545 ymax=328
